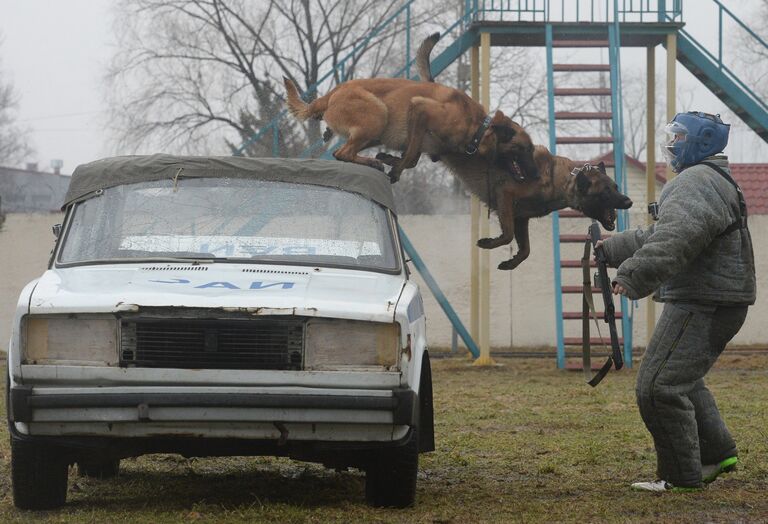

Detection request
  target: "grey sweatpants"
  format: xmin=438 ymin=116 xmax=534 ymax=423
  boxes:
xmin=635 ymin=302 xmax=748 ymax=487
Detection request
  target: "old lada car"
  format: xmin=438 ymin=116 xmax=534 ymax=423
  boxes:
xmin=7 ymin=155 xmax=433 ymax=509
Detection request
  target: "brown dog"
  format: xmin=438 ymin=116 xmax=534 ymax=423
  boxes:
xmin=379 ymin=145 xmax=633 ymax=269
xmin=283 ymin=74 xmax=538 ymax=183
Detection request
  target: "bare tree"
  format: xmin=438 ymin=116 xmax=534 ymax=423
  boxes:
xmin=0 ymin=37 xmax=33 ymax=167
xmin=106 ymin=0 xmax=428 ymax=156
xmin=738 ymin=0 xmax=768 ymax=100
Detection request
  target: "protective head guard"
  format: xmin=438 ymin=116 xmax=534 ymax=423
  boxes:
xmin=661 ymin=111 xmax=730 ymax=173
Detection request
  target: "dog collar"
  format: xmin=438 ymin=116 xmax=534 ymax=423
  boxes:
xmin=465 ymin=115 xmax=493 ymax=155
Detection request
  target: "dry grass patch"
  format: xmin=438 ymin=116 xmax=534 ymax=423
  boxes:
xmin=0 ymin=353 xmax=767 ymax=522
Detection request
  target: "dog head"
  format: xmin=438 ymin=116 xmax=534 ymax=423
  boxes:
xmin=479 ymin=111 xmax=539 ymax=180
xmin=571 ymin=162 xmax=633 ymax=230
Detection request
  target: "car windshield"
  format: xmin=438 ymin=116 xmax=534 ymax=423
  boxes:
xmin=58 ymin=177 xmax=399 ymax=271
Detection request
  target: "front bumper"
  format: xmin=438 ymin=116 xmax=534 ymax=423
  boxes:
xmin=9 ymin=385 xmax=417 ymax=441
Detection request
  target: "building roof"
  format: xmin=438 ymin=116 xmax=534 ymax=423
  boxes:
xmin=591 ymin=151 xmax=768 ymax=215
xmin=0 ymin=165 xmax=72 ymax=213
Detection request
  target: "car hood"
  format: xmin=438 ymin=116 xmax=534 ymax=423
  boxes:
xmin=29 ymin=263 xmax=407 ymax=322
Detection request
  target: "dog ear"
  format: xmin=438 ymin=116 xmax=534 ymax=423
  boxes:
xmin=576 ymin=169 xmax=591 ymax=193
xmin=597 ymin=161 xmax=606 ymax=174
xmin=491 ymin=125 xmax=517 ymax=143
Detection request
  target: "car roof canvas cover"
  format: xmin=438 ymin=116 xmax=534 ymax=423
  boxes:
xmin=62 ymin=155 xmax=397 ymax=213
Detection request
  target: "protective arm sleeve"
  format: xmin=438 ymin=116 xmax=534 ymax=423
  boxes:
xmin=612 ymin=176 xmax=731 ymax=300
xmin=601 ymin=224 xmax=655 ymax=268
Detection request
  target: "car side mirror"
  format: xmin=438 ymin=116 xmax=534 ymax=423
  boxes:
xmin=52 ymin=224 xmax=62 ymax=239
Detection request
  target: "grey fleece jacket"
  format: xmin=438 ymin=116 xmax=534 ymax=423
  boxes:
xmin=602 ymin=156 xmax=756 ymax=305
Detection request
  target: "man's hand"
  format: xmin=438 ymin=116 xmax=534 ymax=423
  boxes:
xmin=612 ymin=283 xmax=628 ymax=296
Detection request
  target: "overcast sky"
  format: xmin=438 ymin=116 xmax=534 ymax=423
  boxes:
xmin=0 ymin=0 xmax=765 ymax=174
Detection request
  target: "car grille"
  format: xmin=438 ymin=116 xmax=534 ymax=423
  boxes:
xmin=120 ymin=319 xmax=304 ymax=370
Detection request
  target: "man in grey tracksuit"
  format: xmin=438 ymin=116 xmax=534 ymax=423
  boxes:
xmin=600 ymin=112 xmax=756 ymax=492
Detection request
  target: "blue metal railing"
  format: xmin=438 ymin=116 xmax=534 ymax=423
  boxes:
xmin=466 ymin=0 xmax=681 ymax=23
xmin=661 ymin=1 xmax=767 ymax=115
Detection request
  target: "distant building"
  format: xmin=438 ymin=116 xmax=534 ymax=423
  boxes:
xmin=0 ymin=165 xmax=71 ymax=213
xmin=591 ymin=151 xmax=768 ymax=215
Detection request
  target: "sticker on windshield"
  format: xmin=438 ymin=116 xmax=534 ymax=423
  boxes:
xmin=120 ymin=235 xmax=382 ymax=258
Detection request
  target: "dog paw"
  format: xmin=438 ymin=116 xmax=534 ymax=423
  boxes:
xmin=387 ymin=168 xmax=401 ymax=184
xmin=376 ymin=152 xmax=400 ymax=166
xmin=477 ymin=238 xmax=497 ymax=249
xmin=322 ymin=128 xmax=334 ymax=143
xmin=497 ymin=258 xmax=524 ymax=271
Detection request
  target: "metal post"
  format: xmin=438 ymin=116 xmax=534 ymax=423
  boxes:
xmin=546 ymin=24 xmax=565 ymax=369
xmin=474 ymin=31 xmax=495 ymax=366
xmin=646 ymin=45 xmax=657 ymax=350
xmin=470 ymin=44 xmax=480 ymax=348
xmin=666 ymin=32 xmax=677 ymax=181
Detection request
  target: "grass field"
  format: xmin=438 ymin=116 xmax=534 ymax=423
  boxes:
xmin=1 ymin=353 xmax=767 ymax=523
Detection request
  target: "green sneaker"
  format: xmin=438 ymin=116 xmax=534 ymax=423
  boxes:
xmin=702 ymin=456 xmax=738 ymax=484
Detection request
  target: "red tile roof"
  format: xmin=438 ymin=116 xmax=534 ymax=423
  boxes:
xmin=590 ymin=151 xmax=768 ymax=215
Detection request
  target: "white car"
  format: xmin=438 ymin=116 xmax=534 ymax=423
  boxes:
xmin=7 ymin=155 xmax=433 ymax=510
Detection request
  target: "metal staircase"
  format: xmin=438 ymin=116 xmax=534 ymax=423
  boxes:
xmin=545 ymin=18 xmax=632 ymax=370
xmin=234 ymin=0 xmax=766 ymax=363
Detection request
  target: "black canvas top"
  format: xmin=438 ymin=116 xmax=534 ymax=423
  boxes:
xmin=63 ymin=155 xmax=397 ymax=212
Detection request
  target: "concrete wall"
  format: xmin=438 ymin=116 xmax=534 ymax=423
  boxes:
xmin=0 ymin=213 xmax=62 ymax=350
xmin=0 ymin=211 xmax=765 ymax=352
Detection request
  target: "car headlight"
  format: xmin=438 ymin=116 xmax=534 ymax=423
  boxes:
xmin=304 ymin=319 xmax=400 ymax=371
xmin=24 ymin=315 xmax=118 ymax=365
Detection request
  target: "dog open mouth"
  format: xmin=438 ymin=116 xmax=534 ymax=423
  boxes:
xmin=600 ymin=208 xmax=617 ymax=231
xmin=501 ymin=157 xmax=524 ymax=181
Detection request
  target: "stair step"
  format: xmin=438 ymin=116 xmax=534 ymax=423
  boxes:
xmin=562 ymin=285 xmax=604 ymax=294
xmin=557 ymin=136 xmax=614 ymax=144
xmin=558 ymin=209 xmax=586 ymax=218
xmin=564 ymin=311 xmax=624 ymax=320
xmin=552 ymin=40 xmax=610 ymax=48
xmin=555 ymin=111 xmax=613 ymax=120
xmin=554 ymin=88 xmax=612 ymax=96
xmin=564 ymin=337 xmax=624 ymax=346
xmin=561 ymin=260 xmax=596 ymax=268
xmin=553 ymin=63 xmax=611 ymax=72
xmin=559 ymin=234 xmax=612 ymax=243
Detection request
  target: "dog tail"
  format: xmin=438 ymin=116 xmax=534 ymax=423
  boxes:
xmin=283 ymin=77 xmax=328 ymax=121
xmin=416 ymin=32 xmax=440 ymax=82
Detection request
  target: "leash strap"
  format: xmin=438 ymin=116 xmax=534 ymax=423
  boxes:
xmin=581 ymin=239 xmax=614 ymax=387
xmin=465 ymin=115 xmax=493 ymax=155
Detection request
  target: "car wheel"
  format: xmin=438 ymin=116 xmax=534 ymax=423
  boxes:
xmin=11 ymin=438 xmax=69 ymax=510
xmin=78 ymin=458 xmax=120 ymax=479
xmin=364 ymin=426 xmax=418 ymax=508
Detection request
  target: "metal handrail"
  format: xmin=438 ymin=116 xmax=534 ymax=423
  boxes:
xmin=469 ymin=0 xmax=681 ymax=23
xmin=661 ymin=1 xmax=766 ymax=113
xmin=677 ymin=26 xmax=768 ymax=113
